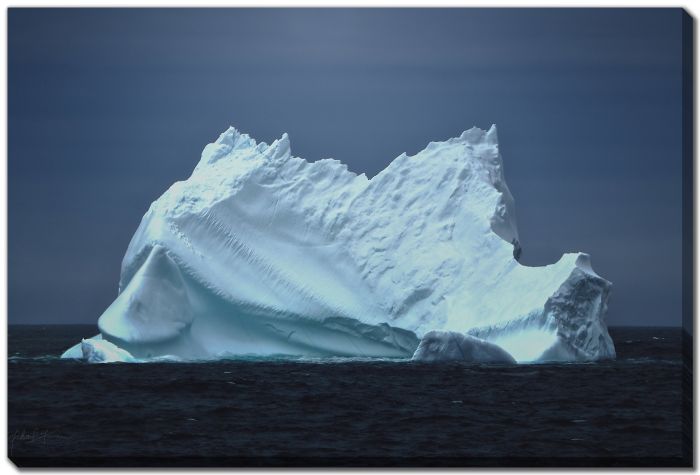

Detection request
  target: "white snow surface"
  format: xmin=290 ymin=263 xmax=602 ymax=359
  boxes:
xmin=62 ymin=125 xmax=615 ymax=363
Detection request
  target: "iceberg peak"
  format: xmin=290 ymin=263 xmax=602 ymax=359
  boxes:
xmin=215 ymin=125 xmax=253 ymax=148
xmin=458 ymin=123 xmax=498 ymax=145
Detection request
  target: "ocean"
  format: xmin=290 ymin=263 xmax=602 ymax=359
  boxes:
xmin=7 ymin=325 xmax=691 ymax=467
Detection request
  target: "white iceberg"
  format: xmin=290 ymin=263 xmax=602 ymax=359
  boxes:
xmin=62 ymin=125 xmax=615 ymax=363
xmin=61 ymin=336 xmax=136 ymax=363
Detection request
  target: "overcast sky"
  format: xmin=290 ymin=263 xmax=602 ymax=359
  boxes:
xmin=9 ymin=8 xmax=684 ymax=326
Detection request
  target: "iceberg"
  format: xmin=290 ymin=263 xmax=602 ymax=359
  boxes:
xmin=60 ymin=337 xmax=136 ymax=363
xmin=62 ymin=125 xmax=615 ymax=363
xmin=412 ymin=331 xmax=516 ymax=363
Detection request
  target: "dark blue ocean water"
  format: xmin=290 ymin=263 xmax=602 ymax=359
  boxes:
xmin=7 ymin=325 xmax=691 ymax=467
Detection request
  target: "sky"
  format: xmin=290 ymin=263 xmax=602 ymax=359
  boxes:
xmin=8 ymin=8 xmax=685 ymax=326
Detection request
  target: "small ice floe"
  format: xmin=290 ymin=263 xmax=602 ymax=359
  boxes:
xmin=80 ymin=338 xmax=135 ymax=363
xmin=412 ymin=331 xmax=516 ymax=363
xmin=61 ymin=335 xmax=136 ymax=363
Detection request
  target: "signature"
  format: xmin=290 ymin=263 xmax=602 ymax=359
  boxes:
xmin=9 ymin=428 xmax=50 ymax=454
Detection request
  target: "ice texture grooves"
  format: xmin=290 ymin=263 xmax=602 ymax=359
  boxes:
xmin=63 ymin=125 xmax=615 ymax=362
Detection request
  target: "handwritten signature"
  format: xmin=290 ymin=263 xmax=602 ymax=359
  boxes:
xmin=9 ymin=428 xmax=50 ymax=454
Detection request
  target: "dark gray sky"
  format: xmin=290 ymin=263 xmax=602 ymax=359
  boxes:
xmin=9 ymin=8 xmax=684 ymax=326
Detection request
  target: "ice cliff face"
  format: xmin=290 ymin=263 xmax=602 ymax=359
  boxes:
xmin=63 ymin=125 xmax=615 ymax=363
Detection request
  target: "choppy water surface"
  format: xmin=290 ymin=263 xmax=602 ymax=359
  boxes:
xmin=8 ymin=325 xmax=690 ymax=466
